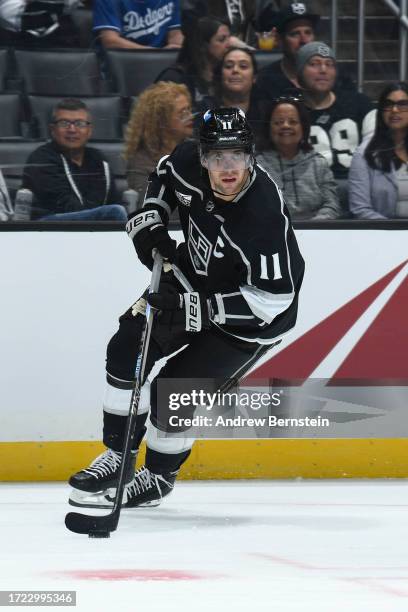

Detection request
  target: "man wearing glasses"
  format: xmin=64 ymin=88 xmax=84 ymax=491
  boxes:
xmin=22 ymin=99 xmax=127 ymax=221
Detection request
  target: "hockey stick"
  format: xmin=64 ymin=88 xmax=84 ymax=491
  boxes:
xmin=65 ymin=251 xmax=163 ymax=537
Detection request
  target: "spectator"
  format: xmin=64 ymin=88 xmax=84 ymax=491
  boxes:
xmin=255 ymin=2 xmax=355 ymax=101
xmin=23 ymin=99 xmax=126 ymax=221
xmin=199 ymin=46 xmax=264 ymax=138
xmin=93 ymin=0 xmax=183 ymax=50
xmin=155 ymin=16 xmax=231 ymax=107
xmin=181 ymin=0 xmax=271 ymax=45
xmin=297 ymin=42 xmax=376 ymax=181
xmin=124 ymin=82 xmax=193 ymax=193
xmin=257 ymin=96 xmax=341 ymax=220
xmin=0 ymin=0 xmax=81 ymax=47
xmin=0 ymin=169 xmax=13 ymax=221
xmin=255 ymin=2 xmax=319 ymax=100
xmin=209 ymin=47 xmax=257 ymax=113
xmin=349 ymin=82 xmax=408 ymax=219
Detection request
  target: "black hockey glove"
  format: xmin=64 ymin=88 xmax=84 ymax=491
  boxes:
xmin=126 ymin=209 xmax=177 ymax=270
xmin=147 ymin=283 xmax=211 ymax=332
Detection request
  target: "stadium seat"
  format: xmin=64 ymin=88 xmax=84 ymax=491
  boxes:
xmin=97 ymin=140 xmax=128 ymax=197
xmin=27 ymin=95 xmax=125 ymax=140
xmin=99 ymin=140 xmax=126 ymax=175
xmin=13 ymin=48 xmax=106 ymax=96
xmin=105 ymin=49 xmax=178 ymax=97
xmin=0 ymin=49 xmax=9 ymax=91
xmin=70 ymin=7 xmax=93 ymax=48
xmin=254 ymin=51 xmax=283 ymax=71
xmin=0 ymin=93 xmax=23 ymax=138
xmin=0 ymin=139 xmax=45 ymax=199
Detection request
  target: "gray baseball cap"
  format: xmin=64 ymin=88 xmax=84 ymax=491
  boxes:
xmin=296 ymin=41 xmax=336 ymax=75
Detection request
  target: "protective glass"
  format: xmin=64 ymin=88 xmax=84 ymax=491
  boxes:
xmin=203 ymin=150 xmax=251 ymax=171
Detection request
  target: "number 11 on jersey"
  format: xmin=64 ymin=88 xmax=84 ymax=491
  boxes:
xmin=260 ymin=253 xmax=282 ymax=281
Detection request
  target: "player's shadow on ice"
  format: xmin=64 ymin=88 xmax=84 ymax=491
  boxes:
xmin=123 ymin=509 xmax=252 ymax=531
xmin=122 ymin=510 xmax=376 ymax=532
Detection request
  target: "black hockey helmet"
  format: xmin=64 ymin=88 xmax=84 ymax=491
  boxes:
xmin=199 ymin=107 xmax=254 ymax=154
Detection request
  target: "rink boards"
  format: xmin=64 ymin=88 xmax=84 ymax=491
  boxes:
xmin=0 ymin=227 xmax=407 ymax=480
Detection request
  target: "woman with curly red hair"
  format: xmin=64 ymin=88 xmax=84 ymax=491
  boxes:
xmin=124 ymin=82 xmax=193 ymax=194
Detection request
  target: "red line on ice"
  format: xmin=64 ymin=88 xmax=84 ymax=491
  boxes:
xmin=251 ymin=554 xmax=408 ymax=572
xmin=343 ymin=577 xmax=408 ymax=598
xmin=50 ymin=569 xmax=222 ymax=581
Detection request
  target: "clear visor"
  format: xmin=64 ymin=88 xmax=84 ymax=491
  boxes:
xmin=203 ymin=150 xmax=251 ymax=171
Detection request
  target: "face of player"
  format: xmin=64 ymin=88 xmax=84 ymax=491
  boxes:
xmin=205 ymin=148 xmax=250 ymax=201
xmin=50 ymin=109 xmax=92 ymax=153
xmin=382 ymin=89 xmax=408 ymax=132
xmin=270 ymin=103 xmax=303 ymax=153
xmin=168 ymin=95 xmax=193 ymax=142
xmin=221 ymin=49 xmax=255 ymax=97
xmin=301 ymin=56 xmax=336 ymax=94
xmin=280 ymin=19 xmax=315 ymax=61
xmin=208 ymin=25 xmax=231 ymax=62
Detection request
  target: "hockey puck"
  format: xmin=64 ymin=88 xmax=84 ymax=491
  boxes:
xmin=88 ymin=530 xmax=110 ymax=539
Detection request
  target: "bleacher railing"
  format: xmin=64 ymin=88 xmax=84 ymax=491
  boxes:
xmin=382 ymin=0 xmax=408 ymax=80
xmin=331 ymin=0 xmax=338 ymax=56
xmin=357 ymin=0 xmax=408 ymax=92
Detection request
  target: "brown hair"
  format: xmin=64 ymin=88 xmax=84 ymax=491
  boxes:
xmin=51 ymin=98 xmax=90 ymax=122
xmin=213 ymin=46 xmax=258 ymax=102
xmin=123 ymin=82 xmax=192 ymax=161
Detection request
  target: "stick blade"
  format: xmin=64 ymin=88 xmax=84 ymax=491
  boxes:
xmin=65 ymin=511 xmax=118 ymax=535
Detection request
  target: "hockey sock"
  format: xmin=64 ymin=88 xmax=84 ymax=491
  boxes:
xmin=145 ymin=447 xmax=192 ymax=475
xmin=103 ymin=410 xmax=148 ymax=452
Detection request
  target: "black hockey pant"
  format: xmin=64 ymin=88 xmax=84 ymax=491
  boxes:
xmin=103 ymin=304 xmax=271 ymax=475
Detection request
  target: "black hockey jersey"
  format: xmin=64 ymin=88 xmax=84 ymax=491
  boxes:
xmin=308 ymin=91 xmax=376 ymax=179
xmin=129 ymin=140 xmax=304 ymax=345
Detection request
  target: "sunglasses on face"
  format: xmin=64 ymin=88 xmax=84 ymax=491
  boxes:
xmin=381 ymin=99 xmax=408 ymax=111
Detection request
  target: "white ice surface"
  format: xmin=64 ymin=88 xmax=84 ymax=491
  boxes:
xmin=1 ymin=481 xmax=408 ymax=611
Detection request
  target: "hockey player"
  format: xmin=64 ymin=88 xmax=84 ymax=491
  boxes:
xmin=68 ymin=107 xmax=305 ymax=509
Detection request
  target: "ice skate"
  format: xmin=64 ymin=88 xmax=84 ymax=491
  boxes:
xmin=105 ymin=465 xmax=177 ymax=508
xmin=68 ymin=448 xmax=136 ymax=508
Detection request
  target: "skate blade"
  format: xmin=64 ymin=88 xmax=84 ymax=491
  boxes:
xmin=121 ymin=489 xmax=174 ymax=508
xmin=123 ymin=499 xmax=163 ymax=508
xmin=68 ymin=488 xmax=114 ymax=509
xmin=104 ymin=492 xmax=163 ymax=509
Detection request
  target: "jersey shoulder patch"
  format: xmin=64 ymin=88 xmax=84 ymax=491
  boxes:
xmin=175 ymin=190 xmax=192 ymax=206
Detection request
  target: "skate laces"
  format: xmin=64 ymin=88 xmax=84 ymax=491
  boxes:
xmin=126 ymin=467 xmax=174 ymax=499
xmin=83 ymin=449 xmax=121 ymax=479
